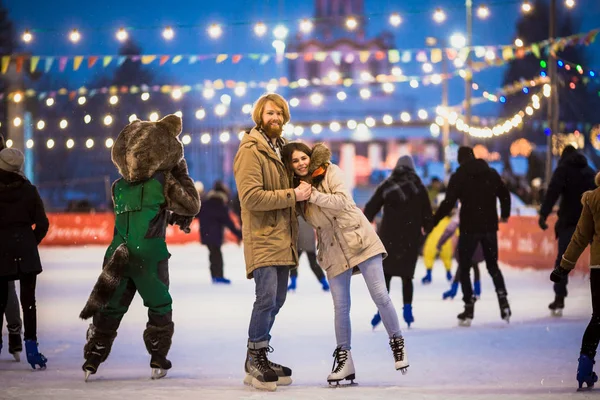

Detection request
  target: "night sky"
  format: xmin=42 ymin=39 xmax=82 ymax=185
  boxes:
xmin=5 ymin=0 xmax=600 ymax=116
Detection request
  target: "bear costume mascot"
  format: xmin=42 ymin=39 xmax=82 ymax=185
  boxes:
xmin=79 ymin=114 xmax=200 ymax=380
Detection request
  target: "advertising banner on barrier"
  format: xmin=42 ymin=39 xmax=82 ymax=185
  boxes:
xmin=41 ymin=213 xmax=588 ymax=271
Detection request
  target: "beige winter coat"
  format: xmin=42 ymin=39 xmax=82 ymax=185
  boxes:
xmin=561 ymin=172 xmax=600 ymax=271
xmin=302 ymin=145 xmax=387 ymax=280
xmin=233 ymin=128 xmax=298 ymax=279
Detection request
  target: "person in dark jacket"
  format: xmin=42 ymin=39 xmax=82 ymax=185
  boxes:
xmin=364 ymin=154 xmax=433 ymax=328
xmin=431 ymin=146 xmax=511 ymax=326
xmin=539 ymin=145 xmax=596 ymax=316
xmin=287 ymin=215 xmax=329 ymax=292
xmin=0 ymin=148 xmax=49 ymax=369
xmin=0 ymin=135 xmax=24 ymax=361
xmin=197 ymin=181 xmax=242 ymax=284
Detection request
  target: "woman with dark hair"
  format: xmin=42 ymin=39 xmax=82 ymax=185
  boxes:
xmin=282 ymin=141 xmax=408 ymax=386
xmin=0 ymin=148 xmax=49 ymax=369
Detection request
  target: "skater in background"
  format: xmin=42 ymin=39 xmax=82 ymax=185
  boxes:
xmin=432 ymin=146 xmax=511 ymax=326
xmin=0 ymin=148 xmax=49 ymax=369
xmin=0 ymin=134 xmax=23 ymax=362
xmin=288 ymin=215 xmax=329 ymax=292
xmin=79 ymin=115 xmax=200 ymax=381
xmin=234 ymin=93 xmax=303 ymax=391
xmin=436 ymin=209 xmax=483 ymax=300
xmin=553 ymin=172 xmax=600 ymax=390
xmin=197 ymin=180 xmax=242 ymax=285
xmin=421 ymin=214 xmax=454 ymax=285
xmin=538 ymin=145 xmax=595 ymax=316
xmin=1 ymin=281 xmax=23 ymax=361
xmin=283 ymin=142 xmax=408 ymax=386
xmin=364 ymin=154 xmax=433 ymax=329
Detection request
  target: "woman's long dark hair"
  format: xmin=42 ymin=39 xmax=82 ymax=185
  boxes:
xmin=281 ymin=142 xmax=313 ymax=187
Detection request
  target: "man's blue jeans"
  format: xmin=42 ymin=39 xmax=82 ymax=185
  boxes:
xmin=248 ymin=266 xmax=290 ymax=349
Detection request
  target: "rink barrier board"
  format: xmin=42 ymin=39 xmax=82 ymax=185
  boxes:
xmin=40 ymin=213 xmax=588 ymax=271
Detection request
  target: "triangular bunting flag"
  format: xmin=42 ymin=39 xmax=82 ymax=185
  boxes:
xmin=248 ymin=54 xmax=260 ymax=60
xmin=502 ymin=47 xmax=514 ymax=61
xmin=103 ymin=56 xmax=113 ymax=67
xmin=117 ymin=56 xmax=127 ymax=66
xmin=303 ymin=53 xmax=313 ymax=62
xmin=330 ymin=51 xmax=342 ymax=65
xmin=285 ymin=53 xmax=299 ymax=60
xmin=232 ymin=55 xmax=242 ymax=63
xmin=30 ymin=56 xmax=39 ymax=73
xmin=216 ymin=54 xmax=228 ymax=63
xmin=159 ymin=55 xmax=170 ymax=65
xmin=68 ymin=91 xmax=76 ymax=101
xmin=430 ymin=49 xmax=442 ymax=63
xmin=1 ymin=56 xmax=9 ymax=74
xmin=314 ymin=52 xmax=327 ymax=62
xmin=531 ymin=44 xmax=541 ymax=59
xmin=214 ymin=79 xmax=225 ymax=89
xmin=359 ymin=51 xmax=370 ymax=63
xmin=141 ymin=55 xmax=156 ymax=65
xmin=59 ymin=57 xmax=68 ymax=72
xmin=374 ymin=51 xmax=385 ymax=61
xmin=73 ymin=56 xmax=84 ymax=71
xmin=45 ymin=57 xmax=54 ymax=73
xmin=416 ymin=51 xmax=428 ymax=63
xmin=189 ymin=55 xmax=198 ymax=64
xmin=88 ymin=56 xmax=98 ymax=68
xmin=172 ymin=55 xmax=182 ymax=64
xmin=387 ymin=50 xmax=400 ymax=64
xmin=15 ymin=56 xmax=24 ymax=73
xmin=259 ymin=55 xmax=270 ymax=65
xmin=401 ymin=51 xmax=411 ymax=63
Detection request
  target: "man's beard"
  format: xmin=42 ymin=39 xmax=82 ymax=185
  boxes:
xmin=263 ymin=123 xmax=282 ymax=139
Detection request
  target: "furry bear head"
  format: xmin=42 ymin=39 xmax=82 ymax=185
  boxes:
xmin=111 ymin=114 xmax=183 ymax=182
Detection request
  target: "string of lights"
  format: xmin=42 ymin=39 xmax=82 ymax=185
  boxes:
xmin=18 ymin=1 xmax=577 ymax=45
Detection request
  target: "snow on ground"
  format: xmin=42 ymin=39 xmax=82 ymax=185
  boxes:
xmin=0 ymin=243 xmax=597 ymax=399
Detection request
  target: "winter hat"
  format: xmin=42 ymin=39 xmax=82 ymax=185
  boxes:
xmin=0 ymin=148 xmax=25 ymax=177
xmin=457 ymin=146 xmax=475 ymax=165
xmin=559 ymin=145 xmax=577 ymax=163
xmin=395 ymin=154 xmax=415 ymax=171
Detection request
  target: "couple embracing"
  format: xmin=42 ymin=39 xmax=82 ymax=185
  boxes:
xmin=233 ymin=93 xmax=408 ymax=391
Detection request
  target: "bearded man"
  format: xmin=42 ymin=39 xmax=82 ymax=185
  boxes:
xmin=233 ymin=93 xmax=311 ymax=391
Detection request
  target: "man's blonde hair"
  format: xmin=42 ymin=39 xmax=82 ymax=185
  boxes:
xmin=252 ymin=93 xmax=291 ymax=128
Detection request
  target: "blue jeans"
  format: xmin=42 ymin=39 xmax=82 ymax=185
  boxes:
xmin=329 ymin=254 xmax=402 ymax=351
xmin=248 ymin=266 xmax=290 ymax=349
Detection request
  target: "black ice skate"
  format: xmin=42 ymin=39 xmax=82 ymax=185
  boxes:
xmin=498 ymin=292 xmax=511 ymax=323
xmin=8 ymin=333 xmax=22 ymax=362
xmin=269 ymin=358 xmax=293 ymax=386
xmin=548 ymin=296 xmax=564 ymax=317
xmin=458 ymin=303 xmax=475 ymax=327
xmin=243 ymin=347 xmax=279 ymax=391
xmin=82 ymin=324 xmax=117 ymax=381
xmin=327 ymin=347 xmax=357 ymax=387
xmin=150 ymin=354 xmax=172 ymax=380
xmin=144 ymin=323 xmax=174 ymax=380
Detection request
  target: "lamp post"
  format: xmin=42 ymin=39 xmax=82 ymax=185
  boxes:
xmin=545 ymin=0 xmax=559 ymax=188
xmin=427 ymin=36 xmax=451 ymax=176
xmin=464 ymin=0 xmax=473 ymax=147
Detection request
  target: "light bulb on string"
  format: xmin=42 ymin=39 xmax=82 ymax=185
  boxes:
xmin=433 ymin=8 xmax=446 ymax=23
xmin=22 ymin=30 xmax=33 ymax=43
xmin=515 ymin=38 xmax=524 ymax=47
xmin=521 ymin=2 xmax=533 ymax=13
xmin=299 ymin=19 xmax=313 ymax=34
xmin=476 ymin=5 xmax=490 ymax=19
xmin=565 ymin=0 xmax=575 ymax=9
xmin=46 ymin=98 xmax=54 ymax=107
xmin=162 ymin=26 xmax=174 ymax=40
xmin=254 ymin=22 xmax=267 ymax=37
xmin=13 ymin=93 xmax=22 ymax=103
xmin=208 ymin=24 xmax=222 ymax=39
xmin=116 ymin=28 xmax=128 ymax=42
xmin=69 ymin=29 xmax=81 ymax=43
xmin=66 ymin=139 xmax=75 ymax=149
xmin=389 ymin=13 xmax=402 ymax=27
xmin=345 ymin=17 xmax=358 ymax=30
